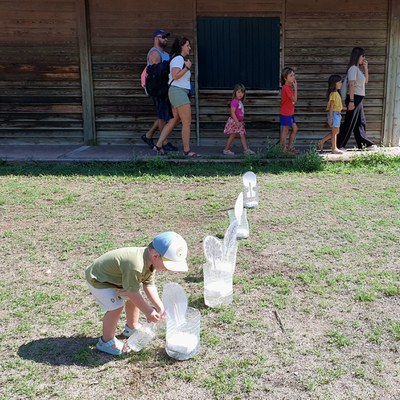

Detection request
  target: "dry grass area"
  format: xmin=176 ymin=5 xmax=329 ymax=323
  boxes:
xmin=0 ymin=160 xmax=399 ymax=400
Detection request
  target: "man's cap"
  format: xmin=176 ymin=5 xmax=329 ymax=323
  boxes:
xmin=153 ymin=29 xmax=170 ymax=38
xmin=152 ymin=232 xmax=188 ymax=272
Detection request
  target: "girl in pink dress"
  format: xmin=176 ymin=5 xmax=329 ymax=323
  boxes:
xmin=223 ymin=83 xmax=255 ymax=156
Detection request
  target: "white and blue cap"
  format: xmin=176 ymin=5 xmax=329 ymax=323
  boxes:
xmin=152 ymin=232 xmax=188 ymax=272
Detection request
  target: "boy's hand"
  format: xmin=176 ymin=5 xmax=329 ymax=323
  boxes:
xmin=146 ymin=308 xmax=161 ymax=323
xmin=153 ymin=304 xmax=166 ymax=320
xmin=157 ymin=305 xmax=166 ymax=320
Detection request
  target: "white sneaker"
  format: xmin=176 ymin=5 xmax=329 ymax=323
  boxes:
xmin=244 ymin=149 xmax=255 ymax=155
xmin=366 ymin=145 xmax=378 ymax=151
xmin=223 ymin=149 xmax=235 ymax=155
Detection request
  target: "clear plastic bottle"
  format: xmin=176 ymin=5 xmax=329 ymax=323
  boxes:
xmin=165 ymin=307 xmax=201 ymax=360
xmin=203 ymin=261 xmax=234 ymax=307
xmin=228 ymin=208 xmax=249 ymax=239
xmin=127 ymin=321 xmax=157 ymax=352
xmin=243 ymin=171 xmax=259 ymax=208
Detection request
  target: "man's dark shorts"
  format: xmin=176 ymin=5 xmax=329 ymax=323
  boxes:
xmin=152 ymin=96 xmax=172 ymax=122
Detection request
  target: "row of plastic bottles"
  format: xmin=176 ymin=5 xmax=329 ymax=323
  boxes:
xmin=203 ymin=172 xmax=259 ymax=307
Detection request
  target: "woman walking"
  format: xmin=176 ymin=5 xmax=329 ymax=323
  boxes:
xmin=337 ymin=47 xmax=376 ymax=150
xmin=153 ymin=37 xmax=200 ymax=157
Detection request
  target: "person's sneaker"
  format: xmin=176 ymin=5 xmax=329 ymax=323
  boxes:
xmin=141 ymin=134 xmax=154 ymax=148
xmin=223 ymin=149 xmax=235 ymax=155
xmin=366 ymin=144 xmax=378 ymax=151
xmin=163 ymin=142 xmax=178 ymax=151
xmin=243 ymin=149 xmax=256 ymax=155
xmin=96 ymin=337 xmax=131 ymax=356
xmin=122 ymin=323 xmax=142 ymax=338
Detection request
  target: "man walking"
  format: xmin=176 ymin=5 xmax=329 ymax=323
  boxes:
xmin=141 ymin=29 xmax=177 ymax=151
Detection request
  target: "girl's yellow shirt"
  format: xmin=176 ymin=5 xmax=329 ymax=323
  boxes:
xmin=326 ymin=91 xmax=343 ymax=112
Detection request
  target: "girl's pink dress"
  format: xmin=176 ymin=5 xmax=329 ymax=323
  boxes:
xmin=224 ymin=98 xmax=246 ymax=136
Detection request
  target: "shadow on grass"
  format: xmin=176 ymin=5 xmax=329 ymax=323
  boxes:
xmin=188 ymin=294 xmax=209 ymax=311
xmin=184 ymin=272 xmax=203 ymax=284
xmin=18 ymin=336 xmax=119 ymax=367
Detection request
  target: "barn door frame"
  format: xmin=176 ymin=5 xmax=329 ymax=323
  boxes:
xmin=384 ymin=0 xmax=400 ymax=146
xmin=76 ymin=0 xmax=96 ymax=145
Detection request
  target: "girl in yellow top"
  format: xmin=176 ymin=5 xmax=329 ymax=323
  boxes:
xmin=319 ymin=75 xmax=345 ymax=154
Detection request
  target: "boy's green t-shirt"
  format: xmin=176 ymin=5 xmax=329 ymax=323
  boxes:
xmin=85 ymin=247 xmax=155 ymax=292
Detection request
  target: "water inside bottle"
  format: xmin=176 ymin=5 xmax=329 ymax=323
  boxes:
xmin=203 ymin=262 xmax=234 ymax=307
xmin=127 ymin=322 xmax=157 ymax=352
xmin=166 ymin=307 xmax=201 ymax=360
xmin=167 ymin=332 xmax=199 ymax=354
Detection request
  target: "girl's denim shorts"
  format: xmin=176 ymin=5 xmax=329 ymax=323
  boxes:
xmin=327 ymin=111 xmax=342 ymax=128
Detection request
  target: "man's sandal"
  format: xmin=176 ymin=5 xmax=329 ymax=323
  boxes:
xmin=96 ymin=337 xmax=131 ymax=356
xmin=152 ymin=145 xmax=166 ymax=155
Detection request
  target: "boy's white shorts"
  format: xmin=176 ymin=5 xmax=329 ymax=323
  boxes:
xmin=87 ymin=283 xmax=129 ymax=311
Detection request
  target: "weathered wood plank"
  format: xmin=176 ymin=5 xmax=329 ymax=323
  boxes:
xmin=0 ymin=0 xmax=390 ymax=146
xmin=285 ymin=30 xmax=387 ymax=40
xmin=197 ymin=0 xmax=282 ymax=15
xmin=0 ymin=88 xmax=81 ymax=96
xmin=286 ymin=0 xmax=387 ymax=13
xmin=0 ymin=104 xmax=82 ymax=113
xmin=0 ymin=0 xmax=84 ymax=144
xmin=1 ymin=1 xmax=76 ymax=12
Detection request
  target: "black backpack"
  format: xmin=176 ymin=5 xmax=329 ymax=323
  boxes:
xmin=145 ymin=60 xmax=170 ymax=98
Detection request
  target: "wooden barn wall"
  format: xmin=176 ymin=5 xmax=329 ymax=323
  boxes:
xmin=197 ymin=0 xmax=388 ymax=147
xmin=196 ymin=0 xmax=283 ymax=146
xmin=285 ymin=0 xmax=388 ymax=147
xmin=0 ymin=0 xmax=84 ymax=144
xmin=0 ymin=0 xmax=390 ymax=146
xmin=88 ymin=0 xmax=194 ymax=145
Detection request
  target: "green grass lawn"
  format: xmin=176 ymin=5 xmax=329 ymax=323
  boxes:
xmin=0 ymin=153 xmax=399 ymax=400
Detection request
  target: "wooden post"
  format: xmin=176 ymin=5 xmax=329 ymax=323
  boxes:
xmin=76 ymin=0 xmax=96 ymax=145
xmin=383 ymin=0 xmax=400 ymax=146
xmin=193 ymin=0 xmax=200 ymax=146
